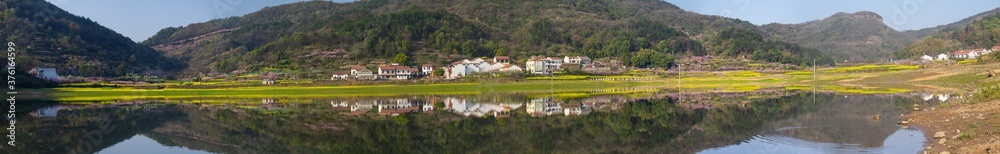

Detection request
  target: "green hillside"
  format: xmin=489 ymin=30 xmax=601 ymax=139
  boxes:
xmin=762 ymin=11 xmax=916 ymax=61
xmin=143 ymin=0 xmax=834 ymax=76
xmin=903 ymin=12 xmax=1000 ymax=57
xmin=0 ymin=0 xmax=180 ymax=78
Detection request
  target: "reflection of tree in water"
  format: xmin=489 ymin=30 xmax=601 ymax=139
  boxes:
xmin=756 ymin=94 xmax=924 ymax=148
xmin=13 ymin=92 xmax=922 ymax=153
xmin=131 ymin=92 xmax=839 ymax=153
xmin=6 ymin=102 xmax=185 ymax=154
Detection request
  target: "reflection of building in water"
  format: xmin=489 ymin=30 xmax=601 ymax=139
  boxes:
xmin=378 ymin=99 xmax=419 ymax=116
xmin=921 ymin=94 xmax=934 ymax=101
xmin=349 ymin=101 xmax=375 ymax=115
xmin=919 ymin=93 xmax=951 ymax=102
xmin=443 ymin=97 xmax=522 ymax=117
xmin=526 ymin=98 xmax=563 ymax=116
xmin=29 ymin=106 xmax=63 ymax=118
xmin=937 ymin=94 xmax=949 ymax=102
xmin=422 ymin=102 xmax=434 ymax=113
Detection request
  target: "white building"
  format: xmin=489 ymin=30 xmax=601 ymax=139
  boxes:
xmin=920 ymin=55 xmax=933 ymax=61
xmin=378 ymin=64 xmax=418 ymax=80
xmin=936 ymin=53 xmax=949 ymax=61
xmin=421 ymin=64 xmax=434 ymax=75
xmin=563 ymin=56 xmax=592 ymax=67
xmin=31 ymin=68 xmax=60 ymax=80
xmin=444 ymin=57 xmax=515 ymax=79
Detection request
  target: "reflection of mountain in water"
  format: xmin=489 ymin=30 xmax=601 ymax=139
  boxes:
xmin=7 ymin=104 xmax=186 ymax=154
xmin=757 ymin=94 xmax=925 ymax=148
xmin=8 ymin=91 xmax=929 ymax=153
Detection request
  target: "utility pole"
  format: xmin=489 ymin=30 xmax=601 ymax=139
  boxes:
xmin=813 ymin=58 xmax=817 ymax=81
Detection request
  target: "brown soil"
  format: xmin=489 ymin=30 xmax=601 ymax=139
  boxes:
xmin=905 ymin=100 xmax=1000 ymax=154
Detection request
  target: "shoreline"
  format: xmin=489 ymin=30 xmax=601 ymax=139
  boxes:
xmin=905 ymin=99 xmax=1000 ymax=154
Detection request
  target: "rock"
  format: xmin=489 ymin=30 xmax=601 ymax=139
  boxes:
xmin=914 ymin=104 xmax=921 ymax=107
xmin=945 ymin=119 xmax=950 ymax=122
xmin=956 ymin=129 xmax=961 ymax=134
xmin=940 ymin=151 xmax=950 ymax=154
xmin=898 ymin=120 xmax=909 ymax=125
xmin=952 ymin=135 xmax=960 ymax=139
xmin=874 ymin=115 xmax=880 ymax=120
xmin=914 ymin=107 xmax=921 ymax=111
xmin=939 ymin=139 xmax=947 ymax=144
xmin=935 ymin=131 xmax=947 ymax=138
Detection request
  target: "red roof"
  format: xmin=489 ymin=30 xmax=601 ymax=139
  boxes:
xmin=494 ymin=56 xmax=510 ymax=60
xmin=993 ymin=46 xmax=1000 ymax=51
xmin=349 ymin=65 xmax=366 ymax=70
xmin=331 ymin=70 xmax=350 ymax=75
xmin=378 ymin=65 xmax=414 ymax=71
xmin=421 ymin=64 xmax=433 ymax=67
xmin=954 ymin=49 xmax=975 ymax=55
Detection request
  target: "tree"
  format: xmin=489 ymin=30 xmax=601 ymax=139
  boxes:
xmin=495 ymin=48 xmax=506 ymax=57
xmin=433 ymin=69 xmax=444 ymax=77
xmin=115 ymin=63 xmax=129 ymax=76
xmin=392 ymin=53 xmax=409 ymax=65
xmin=462 ymin=40 xmax=477 ymax=56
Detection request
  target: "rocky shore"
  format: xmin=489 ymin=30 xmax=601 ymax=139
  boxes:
xmin=905 ymin=100 xmax=1000 ymax=154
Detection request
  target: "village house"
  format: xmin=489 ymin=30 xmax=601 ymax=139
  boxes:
xmin=563 ymin=56 xmax=592 ymax=67
xmin=496 ymin=64 xmax=523 ymax=72
xmin=920 ymin=55 xmax=933 ymax=61
xmin=349 ymin=65 xmax=366 ymax=76
xmin=30 ymin=68 xmax=61 ymax=80
xmin=526 ymin=57 xmax=548 ymax=74
xmin=443 ymin=57 xmax=514 ymax=79
xmin=952 ymin=49 xmax=978 ymax=59
xmin=330 ymin=71 xmax=350 ymax=80
xmin=262 ymin=79 xmax=276 ymax=85
xmin=936 ymin=53 xmax=949 ymax=61
xmin=378 ymin=64 xmax=418 ymax=80
xmin=545 ymin=57 xmax=562 ymax=70
xmin=493 ymin=56 xmax=511 ymax=64
xmin=421 ymin=64 xmax=434 ymax=76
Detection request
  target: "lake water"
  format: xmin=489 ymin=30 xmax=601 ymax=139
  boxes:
xmin=4 ymin=90 xmax=947 ymax=154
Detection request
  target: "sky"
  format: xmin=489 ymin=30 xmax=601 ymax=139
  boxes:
xmin=665 ymin=0 xmax=1000 ymax=30
xmin=46 ymin=0 xmax=1000 ymax=42
xmin=44 ymin=0 xmax=356 ymax=42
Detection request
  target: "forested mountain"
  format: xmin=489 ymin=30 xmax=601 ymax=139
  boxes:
xmin=904 ymin=7 xmax=1000 ymax=38
xmin=0 ymin=0 xmax=180 ymax=78
xmin=903 ymin=11 xmax=1000 ymax=57
xmin=761 ymin=11 xmax=916 ymax=61
xmin=143 ymin=0 xmax=834 ymax=76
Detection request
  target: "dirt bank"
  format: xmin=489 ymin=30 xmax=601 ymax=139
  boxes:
xmin=905 ymin=99 xmax=1000 ymax=154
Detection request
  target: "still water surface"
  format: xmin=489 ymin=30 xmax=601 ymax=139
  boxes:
xmin=6 ymin=91 xmax=945 ymax=153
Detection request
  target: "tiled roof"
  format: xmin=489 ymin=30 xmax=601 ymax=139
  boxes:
xmin=331 ymin=70 xmax=350 ymax=75
xmin=955 ymin=49 xmax=975 ymax=55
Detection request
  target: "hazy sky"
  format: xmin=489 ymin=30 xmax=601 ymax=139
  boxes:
xmin=666 ymin=0 xmax=1000 ymax=30
xmin=47 ymin=0 xmax=1000 ymax=42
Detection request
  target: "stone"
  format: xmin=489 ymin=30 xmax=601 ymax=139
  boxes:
xmin=914 ymin=107 xmax=921 ymax=111
xmin=935 ymin=131 xmax=947 ymax=138
xmin=945 ymin=119 xmax=950 ymax=122
xmin=940 ymin=151 xmax=950 ymax=154
xmin=939 ymin=138 xmax=947 ymax=144
xmin=874 ymin=115 xmax=880 ymax=120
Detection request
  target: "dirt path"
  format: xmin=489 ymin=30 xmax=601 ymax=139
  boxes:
xmin=908 ymin=72 xmax=954 ymax=82
xmin=905 ymin=100 xmax=1000 ymax=154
